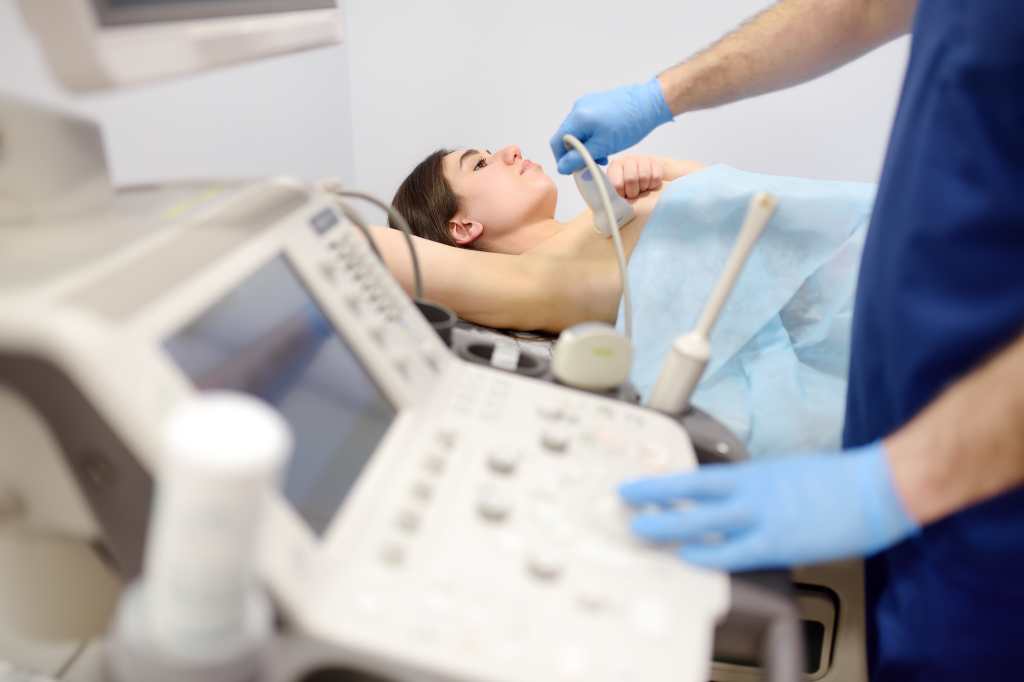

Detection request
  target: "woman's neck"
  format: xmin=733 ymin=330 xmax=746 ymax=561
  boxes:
xmin=483 ymin=217 xmax=566 ymax=255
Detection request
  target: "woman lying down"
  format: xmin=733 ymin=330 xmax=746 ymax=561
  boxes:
xmin=366 ymin=146 xmax=875 ymax=456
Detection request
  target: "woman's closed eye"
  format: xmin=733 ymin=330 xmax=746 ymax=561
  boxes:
xmin=473 ymin=157 xmax=488 ymax=171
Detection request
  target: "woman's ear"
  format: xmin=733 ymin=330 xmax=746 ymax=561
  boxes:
xmin=448 ymin=217 xmax=484 ymax=246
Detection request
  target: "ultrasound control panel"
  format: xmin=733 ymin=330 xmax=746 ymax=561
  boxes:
xmin=211 ymin=213 xmax=729 ymax=682
xmin=0 ymin=179 xmax=730 ymax=682
xmin=306 ymin=364 xmax=729 ymax=682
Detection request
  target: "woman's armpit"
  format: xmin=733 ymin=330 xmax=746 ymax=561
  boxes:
xmin=365 ymin=226 xmax=592 ymax=332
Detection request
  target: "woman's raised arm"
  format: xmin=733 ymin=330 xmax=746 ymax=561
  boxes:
xmin=606 ymin=155 xmax=705 ymax=200
xmin=366 ymin=226 xmax=618 ymax=332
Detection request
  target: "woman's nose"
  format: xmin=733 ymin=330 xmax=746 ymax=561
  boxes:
xmin=499 ymin=145 xmax=522 ymax=165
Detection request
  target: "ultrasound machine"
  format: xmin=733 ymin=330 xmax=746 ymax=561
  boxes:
xmin=0 ymin=2 xmax=866 ymax=681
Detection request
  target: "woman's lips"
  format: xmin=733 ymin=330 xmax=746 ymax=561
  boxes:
xmin=521 ymin=160 xmax=537 ymax=174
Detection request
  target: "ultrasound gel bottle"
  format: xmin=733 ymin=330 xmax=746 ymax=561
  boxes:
xmin=107 ymin=392 xmax=291 ymax=682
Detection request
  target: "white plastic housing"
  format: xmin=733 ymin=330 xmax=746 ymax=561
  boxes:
xmin=17 ymin=0 xmax=343 ymax=92
xmin=0 ymin=178 xmax=730 ymax=682
xmin=647 ymin=332 xmax=711 ymax=414
xmin=142 ymin=392 xmax=290 ymax=661
xmin=0 ymin=96 xmax=112 ymax=225
xmin=552 ymin=321 xmax=634 ymax=391
xmin=573 ymin=167 xmax=636 ymax=236
xmin=647 ymin=192 xmax=777 ymax=415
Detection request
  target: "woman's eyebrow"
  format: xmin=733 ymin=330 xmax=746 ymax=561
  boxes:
xmin=459 ymin=149 xmax=483 ymax=169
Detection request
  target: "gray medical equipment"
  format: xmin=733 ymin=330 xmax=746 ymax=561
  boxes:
xmin=0 ymin=0 xmax=866 ymax=678
xmin=0 ymin=156 xmax=864 ymax=681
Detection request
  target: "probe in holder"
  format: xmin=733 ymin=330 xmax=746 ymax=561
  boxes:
xmin=647 ymin=192 xmax=777 ymax=414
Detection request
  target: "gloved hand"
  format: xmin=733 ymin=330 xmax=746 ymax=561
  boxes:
xmin=550 ymin=77 xmax=674 ymax=175
xmin=618 ymin=441 xmax=919 ymax=571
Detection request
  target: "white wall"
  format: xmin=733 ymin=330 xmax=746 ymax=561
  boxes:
xmin=345 ymin=1 xmax=911 ymax=220
xmin=0 ymin=0 xmax=356 ymax=187
xmin=0 ymin=1 xmax=912 ymax=216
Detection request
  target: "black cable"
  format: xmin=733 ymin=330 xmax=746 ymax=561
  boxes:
xmin=328 ymin=188 xmax=424 ymax=301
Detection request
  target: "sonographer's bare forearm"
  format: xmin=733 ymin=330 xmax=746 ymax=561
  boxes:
xmin=658 ymin=0 xmax=917 ymax=116
xmin=885 ymin=331 xmax=1024 ymax=525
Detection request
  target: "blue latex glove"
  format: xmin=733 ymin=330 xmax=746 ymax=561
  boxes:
xmin=618 ymin=441 xmax=919 ymax=571
xmin=549 ymin=77 xmax=673 ymax=175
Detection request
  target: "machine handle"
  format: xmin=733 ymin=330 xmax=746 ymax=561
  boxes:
xmin=723 ymin=577 xmax=806 ymax=682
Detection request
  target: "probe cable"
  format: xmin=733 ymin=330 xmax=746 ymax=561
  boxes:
xmin=560 ymin=134 xmax=633 ymax=342
xmin=322 ymin=184 xmax=424 ymax=302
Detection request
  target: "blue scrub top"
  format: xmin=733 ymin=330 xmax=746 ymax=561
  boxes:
xmin=844 ymin=1 xmax=1024 ymax=678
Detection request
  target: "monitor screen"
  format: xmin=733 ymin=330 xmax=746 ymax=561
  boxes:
xmin=163 ymin=255 xmax=395 ymax=536
xmin=94 ymin=0 xmax=335 ymax=26
xmin=21 ymin=0 xmax=341 ymax=91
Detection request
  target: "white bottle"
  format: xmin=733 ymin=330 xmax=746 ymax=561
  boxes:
xmin=108 ymin=392 xmax=291 ymax=682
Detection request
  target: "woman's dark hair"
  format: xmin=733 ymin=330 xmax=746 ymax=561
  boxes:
xmin=390 ymin=149 xmax=460 ymax=247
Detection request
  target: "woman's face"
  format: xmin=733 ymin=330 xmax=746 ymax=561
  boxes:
xmin=442 ymin=144 xmax=557 ymax=246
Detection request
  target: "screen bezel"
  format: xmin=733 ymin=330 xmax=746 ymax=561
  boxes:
xmin=160 ymin=252 xmax=398 ymax=536
xmin=100 ymin=185 xmax=442 ymax=628
xmin=93 ymin=0 xmax=335 ymax=26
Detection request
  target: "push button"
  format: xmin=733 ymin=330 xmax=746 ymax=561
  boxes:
xmin=541 ymin=429 xmax=571 ymax=454
xmin=368 ymin=326 xmax=388 ymax=346
xmin=487 ymin=449 xmax=522 ymax=475
xmin=396 ymin=508 xmax=421 ymax=533
xmin=394 ymin=357 xmax=411 ymax=380
xmin=319 ymin=261 xmax=338 ymax=281
xmin=410 ymin=479 xmax=434 ymax=501
xmin=422 ymin=452 xmax=447 ymax=474
xmin=477 ymin=486 xmax=513 ymax=522
xmin=575 ymin=583 xmax=609 ymax=612
xmin=526 ymin=548 xmax=565 ymax=581
xmin=537 ymin=403 xmax=565 ymax=421
xmin=379 ymin=543 xmax=406 ymax=566
xmin=435 ymin=430 xmax=458 ymax=450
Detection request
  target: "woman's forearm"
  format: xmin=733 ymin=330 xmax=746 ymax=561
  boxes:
xmin=659 ymin=0 xmax=917 ymax=116
xmin=660 ymin=158 xmax=706 ymax=182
